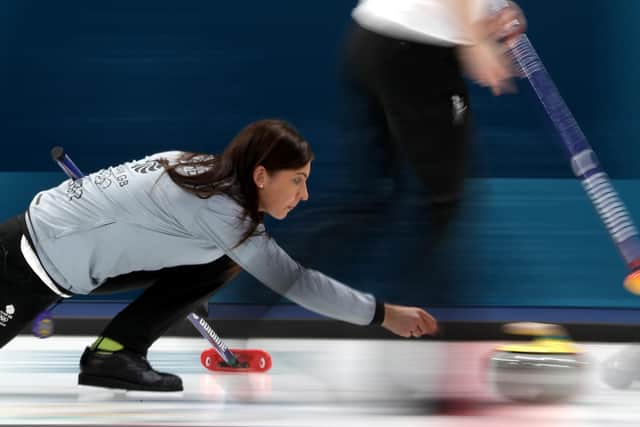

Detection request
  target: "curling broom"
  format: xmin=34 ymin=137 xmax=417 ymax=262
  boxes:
xmin=492 ymin=0 xmax=640 ymax=294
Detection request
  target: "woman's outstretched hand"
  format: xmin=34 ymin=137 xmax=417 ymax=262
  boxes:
xmin=381 ymin=304 xmax=438 ymax=338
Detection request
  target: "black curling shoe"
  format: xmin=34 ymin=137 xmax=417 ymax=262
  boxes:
xmin=78 ymin=347 xmax=183 ymax=392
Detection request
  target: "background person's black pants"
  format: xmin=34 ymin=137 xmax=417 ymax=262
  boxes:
xmin=342 ymin=22 xmax=473 ymax=239
xmin=287 ymin=22 xmax=475 ymax=305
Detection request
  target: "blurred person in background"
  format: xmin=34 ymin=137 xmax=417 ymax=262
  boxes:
xmin=344 ymin=0 xmax=527 ymax=245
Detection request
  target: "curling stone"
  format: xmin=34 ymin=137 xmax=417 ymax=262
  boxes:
xmin=488 ymin=322 xmax=588 ymax=403
xmin=601 ymin=345 xmax=640 ymax=390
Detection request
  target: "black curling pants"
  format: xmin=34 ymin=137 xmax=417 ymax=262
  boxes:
xmin=0 ymin=213 xmax=238 ymax=356
xmin=96 ymin=255 xmax=237 ymax=356
xmin=0 ymin=214 xmax=59 ymax=349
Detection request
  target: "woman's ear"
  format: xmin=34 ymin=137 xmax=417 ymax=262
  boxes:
xmin=253 ymin=165 xmax=266 ymax=189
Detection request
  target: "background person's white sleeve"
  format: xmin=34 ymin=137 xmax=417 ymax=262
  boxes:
xmin=353 ymin=0 xmax=494 ymax=46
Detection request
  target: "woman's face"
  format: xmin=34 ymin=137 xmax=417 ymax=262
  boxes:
xmin=255 ymin=162 xmax=311 ymax=220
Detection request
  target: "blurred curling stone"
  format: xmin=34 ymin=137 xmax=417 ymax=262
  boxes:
xmin=488 ymin=322 xmax=588 ymax=403
xmin=32 ymin=309 xmax=54 ymax=338
xmin=601 ymin=345 xmax=640 ymax=390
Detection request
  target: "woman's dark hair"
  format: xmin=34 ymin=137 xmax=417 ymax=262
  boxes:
xmin=159 ymin=119 xmax=314 ymax=245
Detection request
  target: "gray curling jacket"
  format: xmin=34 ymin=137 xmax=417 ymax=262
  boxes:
xmin=25 ymin=152 xmax=382 ymax=325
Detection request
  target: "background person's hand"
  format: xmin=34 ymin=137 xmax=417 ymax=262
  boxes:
xmin=457 ymin=1 xmax=527 ymax=95
xmin=381 ymin=304 xmax=438 ymax=338
xmin=458 ymin=41 xmax=517 ymax=95
xmin=484 ymin=1 xmax=527 ymax=42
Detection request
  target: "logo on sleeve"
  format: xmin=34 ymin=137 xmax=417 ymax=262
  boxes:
xmin=132 ymin=160 xmax=163 ymax=174
xmin=93 ymin=169 xmax=113 ymax=190
xmin=451 ymin=94 xmax=468 ymax=125
xmin=0 ymin=304 xmax=15 ymax=327
xmin=66 ymin=179 xmax=84 ymax=200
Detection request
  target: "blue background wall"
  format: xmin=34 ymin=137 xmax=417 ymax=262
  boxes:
xmin=2 ymin=0 xmax=640 ymax=310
